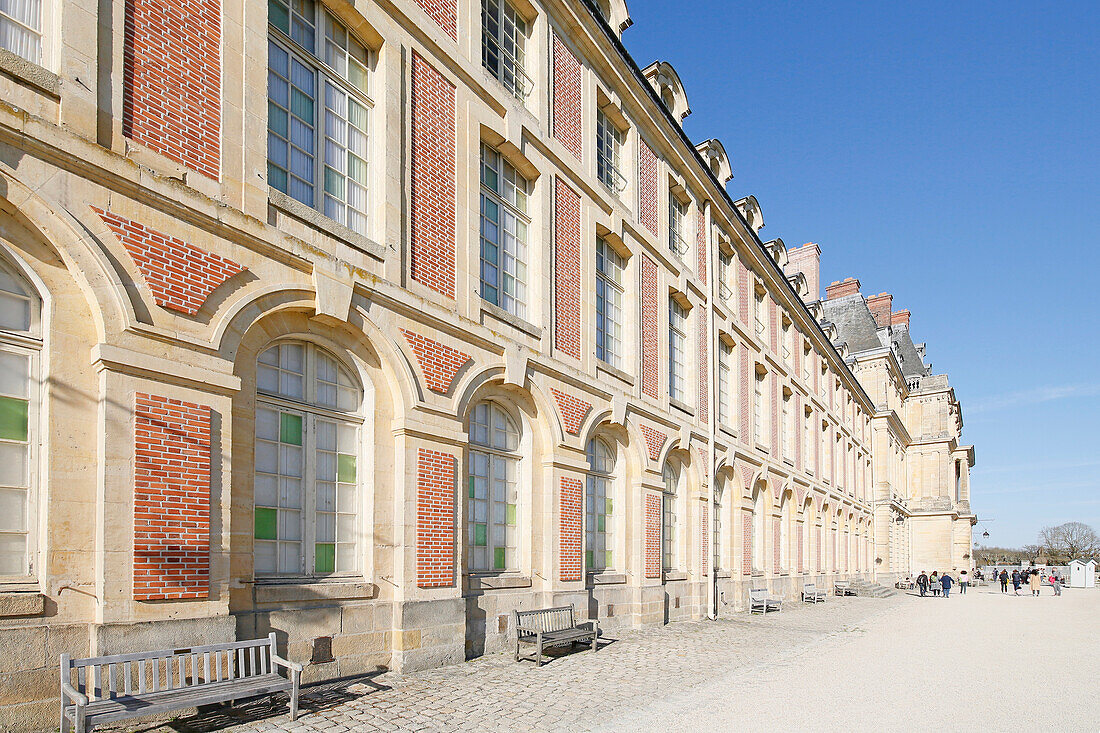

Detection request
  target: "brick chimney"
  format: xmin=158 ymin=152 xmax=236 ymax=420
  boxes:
xmin=867 ymin=292 xmax=893 ymax=328
xmin=890 ymin=310 xmax=911 ymax=328
xmin=785 ymin=242 xmax=821 ymax=302
xmin=824 ymin=277 xmax=860 ymax=300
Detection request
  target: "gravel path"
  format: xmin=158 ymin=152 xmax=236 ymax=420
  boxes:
xmin=602 ymin=584 xmax=1100 ymax=732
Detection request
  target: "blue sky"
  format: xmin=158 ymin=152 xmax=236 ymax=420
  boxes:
xmin=622 ymin=1 xmax=1100 ymax=547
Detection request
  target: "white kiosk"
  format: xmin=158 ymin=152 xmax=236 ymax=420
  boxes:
xmin=1067 ymin=559 xmax=1096 ymax=588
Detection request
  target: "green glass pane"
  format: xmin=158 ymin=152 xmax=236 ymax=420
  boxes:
xmin=337 ymin=454 xmax=356 ymax=483
xmin=585 ymin=550 xmax=593 ymax=567
xmin=315 ymin=543 xmax=335 ymax=573
xmin=324 ymin=166 xmax=344 ymax=198
xmin=0 ymin=397 xmax=28 ymax=442
xmin=605 ymin=498 xmax=613 ymax=515
xmin=597 ymin=514 xmax=605 ymax=532
xmin=268 ymin=102 xmax=288 ymax=137
xmin=280 ymin=413 xmax=302 ymax=445
xmin=291 ymin=88 xmax=313 ymax=122
xmin=254 ymin=507 xmax=277 ymax=540
xmin=269 ymin=0 xmax=289 ymax=34
xmin=268 ymin=163 xmax=288 ymax=192
xmin=494 ymin=547 xmax=506 ymax=570
xmin=474 ymin=523 xmax=487 ymax=547
xmin=605 ymin=551 xmax=613 ymax=568
xmin=505 ymin=503 xmax=516 ymax=526
xmin=468 ymin=476 xmax=475 ymax=498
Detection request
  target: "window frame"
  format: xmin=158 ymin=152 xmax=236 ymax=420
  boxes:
xmin=668 ymin=195 xmax=689 ymax=257
xmin=596 ymin=109 xmax=627 ymax=195
xmin=0 ymin=0 xmax=45 ymax=67
xmin=267 ymin=1 xmax=375 ymax=235
xmin=661 ymin=461 xmax=679 ymax=571
xmin=479 ymin=143 xmax=531 ymax=318
xmin=467 ymin=401 xmax=522 ymax=574
xmin=717 ymin=340 xmax=733 ymax=427
xmin=668 ymin=297 xmax=688 ymax=402
xmin=595 ymin=237 xmax=625 ymax=369
xmin=585 ymin=437 xmax=615 ymax=572
xmin=482 ymin=0 xmax=532 ymax=101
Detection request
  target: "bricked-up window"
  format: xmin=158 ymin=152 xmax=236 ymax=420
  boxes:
xmin=753 ymin=289 xmax=766 ymax=341
xmin=802 ymin=342 xmax=812 ymax=382
xmin=268 ymin=2 xmax=373 ymax=234
xmin=782 ymin=390 xmax=793 ymax=460
xmin=482 ymin=0 xmax=531 ymax=100
xmin=468 ymin=401 xmax=520 ymax=572
xmin=668 ymin=297 xmax=688 ymax=402
xmin=585 ymin=438 xmax=614 ymax=571
xmin=718 ymin=249 xmax=734 ymax=302
xmin=669 ymin=196 xmax=689 ymax=257
xmin=595 ymin=237 xmax=624 ymax=368
xmin=804 ymin=405 xmax=814 ymax=474
xmin=751 ymin=485 xmax=765 ymax=572
xmin=0 ymin=0 xmax=42 ymax=65
xmin=753 ymin=366 xmax=766 ymax=445
xmin=0 ymin=262 xmax=40 ymax=579
xmin=781 ymin=318 xmax=792 ymax=365
xmin=717 ymin=341 xmax=733 ymax=426
xmin=255 ymin=342 xmax=362 ymax=576
xmin=479 ymin=144 xmax=530 ymax=317
xmin=596 ymin=110 xmax=626 ymax=194
xmin=661 ymin=461 xmax=679 ymax=571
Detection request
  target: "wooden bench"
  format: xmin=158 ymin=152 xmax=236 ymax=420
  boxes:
xmin=801 ymin=583 xmax=826 ymax=603
xmin=60 ymin=633 xmax=302 ymax=733
xmin=514 ymin=605 xmax=599 ymax=666
xmin=749 ymin=588 xmax=782 ymax=614
xmin=834 ymin=580 xmax=858 ymax=596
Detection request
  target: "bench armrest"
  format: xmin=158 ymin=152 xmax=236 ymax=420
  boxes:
xmin=579 ymin=620 xmax=599 ymax=633
xmin=272 ymin=653 xmax=304 ymax=673
xmin=61 ymin=680 xmax=88 ymax=706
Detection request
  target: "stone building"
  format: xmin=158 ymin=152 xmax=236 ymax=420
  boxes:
xmin=784 ymin=249 xmax=976 ymax=584
xmin=0 ymin=0 xmax=884 ymax=726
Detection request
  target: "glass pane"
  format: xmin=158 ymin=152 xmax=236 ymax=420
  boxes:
xmin=505 ymin=503 xmax=516 ymax=526
xmin=0 ymin=442 xmax=27 ymax=487
xmin=337 ymin=454 xmax=356 ymax=483
xmin=0 ymin=396 xmax=28 ymax=441
xmin=254 ymin=507 xmax=278 ymax=540
xmin=493 ymin=546 xmax=506 ymax=570
xmin=0 ymin=351 xmax=28 ymax=397
xmin=280 ymin=413 xmax=303 ymax=445
xmin=0 ymin=292 xmax=29 ymax=331
xmin=474 ymin=523 xmax=487 ymax=547
xmin=0 ymin=488 xmax=26 ymax=532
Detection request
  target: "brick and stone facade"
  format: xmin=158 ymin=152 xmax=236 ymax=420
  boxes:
xmin=0 ymin=0 xmax=890 ymax=728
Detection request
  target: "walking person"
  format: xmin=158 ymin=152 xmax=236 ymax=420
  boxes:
xmin=941 ymin=572 xmax=954 ymax=598
xmin=959 ymin=569 xmax=969 ymax=595
xmin=930 ymin=571 xmax=940 ymax=597
xmin=1029 ymin=569 xmax=1041 ymax=596
xmin=1000 ymin=569 xmax=1009 ymax=593
xmin=1052 ymin=573 xmax=1062 ymax=596
xmin=1011 ymin=569 xmax=1022 ymax=595
xmin=917 ymin=571 xmax=929 ymax=597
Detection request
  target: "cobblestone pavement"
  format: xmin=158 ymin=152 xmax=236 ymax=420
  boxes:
xmin=112 ymin=596 xmax=893 ymax=733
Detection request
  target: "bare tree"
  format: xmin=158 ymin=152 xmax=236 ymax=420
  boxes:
xmin=1037 ymin=522 xmax=1100 ymax=562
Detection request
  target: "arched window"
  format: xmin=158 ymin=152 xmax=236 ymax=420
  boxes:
xmin=779 ymin=492 xmax=791 ymax=571
xmin=585 ymin=437 xmax=614 ymax=571
xmin=254 ymin=341 xmax=362 ymax=576
xmin=802 ymin=499 xmax=813 ymax=573
xmin=752 ymin=484 xmax=765 ymax=572
xmin=661 ymin=460 xmax=679 ymax=571
xmin=0 ymin=260 xmax=41 ymax=578
xmin=713 ymin=480 xmax=725 ymax=572
xmin=468 ymin=401 xmax=519 ymax=572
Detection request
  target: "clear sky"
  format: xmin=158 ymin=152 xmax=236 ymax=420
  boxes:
xmin=621 ymin=1 xmax=1100 ymax=547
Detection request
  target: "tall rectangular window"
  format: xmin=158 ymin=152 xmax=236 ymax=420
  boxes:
xmin=754 ymin=368 xmax=766 ymax=445
xmin=596 ymin=110 xmax=626 ymax=194
xmin=482 ymin=0 xmax=530 ymax=100
xmin=668 ymin=298 xmax=688 ymax=402
xmin=0 ymin=0 xmax=41 ymax=64
xmin=804 ymin=406 xmax=814 ymax=473
xmin=718 ymin=249 xmax=734 ymax=301
xmin=754 ymin=290 xmax=766 ymax=340
xmin=662 ymin=463 xmax=678 ymax=570
xmin=479 ymin=144 xmax=530 ymax=317
xmin=781 ymin=320 xmax=792 ymax=364
xmin=782 ymin=392 xmax=793 ymax=459
xmin=718 ymin=341 xmax=733 ymax=426
xmin=595 ymin=237 xmax=624 ymax=368
xmin=269 ymin=2 xmax=372 ymax=234
xmin=669 ymin=196 xmax=688 ymax=256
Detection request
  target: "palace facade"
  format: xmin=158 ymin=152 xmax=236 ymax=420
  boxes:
xmin=0 ymin=0 xmax=963 ymax=726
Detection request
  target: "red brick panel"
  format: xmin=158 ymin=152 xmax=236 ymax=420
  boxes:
xmin=401 ymin=329 xmax=471 ymax=394
xmin=123 ymin=0 xmax=221 ymax=179
xmin=770 ymin=373 xmax=778 ymax=452
xmin=553 ymin=178 xmax=582 ymax=360
xmin=697 ymin=312 xmax=708 ymax=422
xmin=645 ymin=493 xmax=662 ymax=578
xmin=639 ymin=424 xmax=667 ymax=463
xmin=696 ymin=208 xmax=707 ymax=285
xmin=133 ymin=393 xmax=211 ymax=601
xmin=700 ymin=503 xmax=708 ymax=577
xmin=737 ymin=258 xmax=749 ymax=325
xmin=768 ymin=298 xmax=778 ymax=353
xmin=739 ymin=347 xmax=752 ymax=440
xmin=94 ymin=208 xmax=244 ymax=316
xmin=412 ymin=0 xmax=457 ymax=40
xmin=817 ymin=526 xmax=823 ymax=572
xmin=640 ymin=255 xmax=659 ymax=398
xmin=742 ymin=510 xmax=752 ymax=575
xmin=552 ymin=33 xmax=582 ymax=161
xmin=638 ymin=140 xmax=659 ymax=237
xmin=559 ymin=476 xmax=583 ymax=581
xmin=794 ymin=394 xmax=802 ymax=471
xmin=410 ymin=53 xmax=457 ymax=299
xmin=773 ymin=517 xmax=781 ymax=573
xmin=417 ymin=448 xmax=456 ymax=588
xmin=550 ymin=388 xmax=591 ymax=436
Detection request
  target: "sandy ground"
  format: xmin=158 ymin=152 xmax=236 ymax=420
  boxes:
xmin=600 ymin=584 xmax=1100 ymax=732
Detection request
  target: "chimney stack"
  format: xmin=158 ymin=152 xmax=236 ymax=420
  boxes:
xmin=867 ymin=292 xmax=893 ymax=328
xmin=890 ymin=310 xmax=911 ymax=328
xmin=824 ymin=277 xmax=860 ymax=300
xmin=785 ymin=242 xmax=821 ymax=302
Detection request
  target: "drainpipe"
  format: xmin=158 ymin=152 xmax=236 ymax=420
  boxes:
xmin=705 ymin=199 xmax=716 ymax=620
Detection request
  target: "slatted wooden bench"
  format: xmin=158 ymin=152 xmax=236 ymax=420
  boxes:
xmin=801 ymin=583 xmax=827 ymax=603
xmin=834 ymin=580 xmax=858 ymax=596
xmin=749 ymin=588 xmax=782 ymax=614
xmin=60 ymin=633 xmax=302 ymax=733
xmin=513 ymin=604 xmax=599 ymax=666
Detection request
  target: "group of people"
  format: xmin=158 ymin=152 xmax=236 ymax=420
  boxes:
xmin=996 ymin=568 xmax=1062 ymax=596
xmin=914 ymin=570 xmax=968 ymax=597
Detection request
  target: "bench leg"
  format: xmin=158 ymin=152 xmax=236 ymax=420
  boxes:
xmin=290 ymin=670 xmax=300 ymax=721
xmin=515 ymin=637 xmax=520 ymax=662
xmin=74 ymin=706 xmax=85 ymax=733
xmin=536 ymin=641 xmax=542 ymax=667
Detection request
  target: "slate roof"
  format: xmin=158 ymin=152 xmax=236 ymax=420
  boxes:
xmin=821 ymin=293 xmax=931 ymax=378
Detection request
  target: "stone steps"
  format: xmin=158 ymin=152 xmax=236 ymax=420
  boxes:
xmin=848 ymin=579 xmax=897 ymax=598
